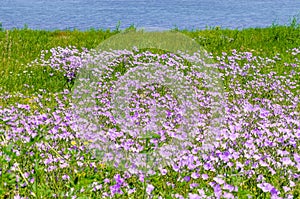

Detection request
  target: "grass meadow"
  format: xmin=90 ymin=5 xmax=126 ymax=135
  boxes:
xmin=0 ymin=22 xmax=300 ymax=199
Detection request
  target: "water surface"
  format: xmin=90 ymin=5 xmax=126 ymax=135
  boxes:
xmin=0 ymin=0 xmax=299 ymax=30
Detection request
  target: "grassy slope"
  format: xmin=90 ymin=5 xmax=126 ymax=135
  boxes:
xmin=0 ymin=25 xmax=300 ymax=198
xmin=0 ymin=25 xmax=299 ymax=99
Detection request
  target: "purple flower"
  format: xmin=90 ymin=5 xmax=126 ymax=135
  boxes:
xmin=159 ymin=168 xmax=167 ymax=175
xmin=293 ymin=153 xmax=300 ymax=164
xmin=213 ymin=176 xmax=225 ymax=185
xmin=281 ymin=157 xmax=294 ymax=166
xmin=213 ymin=184 xmax=222 ymax=198
xmin=92 ymin=182 xmax=102 ymax=191
xmin=188 ymin=193 xmax=201 ymax=199
xmin=220 ymin=151 xmax=231 ymax=162
xmin=259 ymin=160 xmax=268 ymax=167
xmin=289 ymin=180 xmax=295 ymax=187
xmin=203 ymin=162 xmax=212 ymax=171
xmin=114 ymin=174 xmax=124 ymax=185
xmin=191 ymin=172 xmax=200 ymax=179
xmin=190 ymin=183 xmax=199 ymax=188
xmin=257 ymin=182 xmax=274 ymax=193
xmin=13 ymin=195 xmax=24 ymax=199
xmin=223 ymin=192 xmax=235 ymax=199
xmin=283 ymin=186 xmax=291 ymax=192
xmin=256 ymin=175 xmax=265 ymax=182
xmin=62 ymin=174 xmax=70 ymax=181
xmin=174 ymin=193 xmax=185 ymax=199
xmin=270 ymin=188 xmax=280 ymax=196
xmin=110 ymin=184 xmax=122 ymax=196
xmin=146 ymin=184 xmax=155 ymax=195
xmin=184 ymin=176 xmax=191 ymax=182
xmin=202 ymin=174 xmax=209 ymax=180
xmin=223 ymin=184 xmax=235 ymax=192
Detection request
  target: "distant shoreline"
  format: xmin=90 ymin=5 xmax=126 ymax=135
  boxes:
xmin=2 ymin=22 xmax=299 ymax=32
xmin=1 ymin=17 xmax=300 ymax=32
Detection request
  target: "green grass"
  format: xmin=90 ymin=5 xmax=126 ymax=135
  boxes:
xmin=0 ymin=22 xmax=300 ymax=198
xmin=1 ymin=23 xmax=300 ymax=96
xmin=0 ymin=22 xmax=300 ymax=119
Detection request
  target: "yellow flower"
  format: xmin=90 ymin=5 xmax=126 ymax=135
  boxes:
xmin=83 ymin=140 xmax=93 ymax=146
xmin=98 ymin=162 xmax=106 ymax=169
xmin=76 ymin=172 xmax=86 ymax=178
xmin=71 ymin=140 xmax=77 ymax=146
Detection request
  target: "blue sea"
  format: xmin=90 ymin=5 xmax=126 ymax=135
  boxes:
xmin=0 ymin=0 xmax=299 ymax=31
